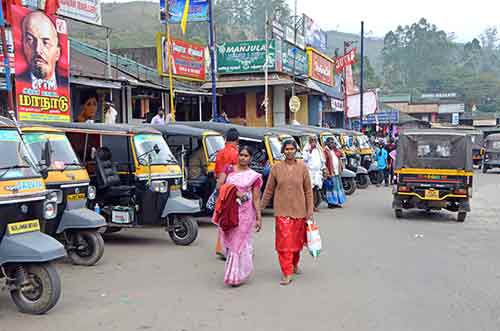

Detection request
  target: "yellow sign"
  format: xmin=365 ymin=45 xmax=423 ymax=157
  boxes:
xmin=68 ymin=193 xmax=86 ymax=201
xmin=424 ymin=189 xmax=440 ymax=200
xmin=7 ymin=219 xmax=40 ymax=235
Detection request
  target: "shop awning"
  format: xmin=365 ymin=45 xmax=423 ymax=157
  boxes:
xmin=201 ymin=77 xmax=294 ymax=89
xmin=71 ymin=76 xmax=122 ymax=89
xmin=307 ymin=80 xmax=343 ymax=99
xmin=174 ymin=89 xmax=221 ymax=96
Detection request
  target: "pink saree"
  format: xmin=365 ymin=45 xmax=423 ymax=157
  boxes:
xmin=219 ymin=169 xmax=262 ymax=286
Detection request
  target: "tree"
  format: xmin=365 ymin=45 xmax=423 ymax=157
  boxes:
xmin=352 ymin=56 xmax=381 ymax=89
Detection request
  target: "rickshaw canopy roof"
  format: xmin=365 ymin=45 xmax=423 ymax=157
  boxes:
xmin=396 ymin=129 xmax=472 ymax=171
xmin=180 ymin=122 xmax=278 ymax=142
xmin=485 ymin=133 xmax=500 ymax=141
xmin=146 ymin=123 xmax=220 ymax=138
xmin=48 ymin=122 xmax=160 ymax=136
xmin=0 ymin=116 xmax=16 ymax=128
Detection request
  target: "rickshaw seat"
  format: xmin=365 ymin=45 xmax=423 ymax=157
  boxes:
xmin=95 ymin=147 xmax=134 ymax=200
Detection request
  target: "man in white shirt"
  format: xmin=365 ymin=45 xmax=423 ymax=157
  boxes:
xmin=151 ymin=109 xmax=165 ymax=125
xmin=303 ymin=135 xmax=325 ymax=212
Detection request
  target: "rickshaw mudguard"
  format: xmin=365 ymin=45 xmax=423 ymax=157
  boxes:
xmin=356 ymin=166 xmax=368 ymax=175
xmin=0 ymin=231 xmax=66 ymax=265
xmin=56 ymin=208 xmax=106 ymax=234
xmin=342 ymin=169 xmax=356 ymax=178
xmin=161 ymin=190 xmax=200 ymax=218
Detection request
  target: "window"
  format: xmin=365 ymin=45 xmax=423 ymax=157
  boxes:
xmin=417 ymin=142 xmax=451 ymax=158
xmin=133 ymin=134 xmax=177 ymax=166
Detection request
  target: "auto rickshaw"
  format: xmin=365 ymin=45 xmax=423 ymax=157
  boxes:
xmin=50 ymin=122 xmax=199 ymax=246
xmin=393 ymin=130 xmax=473 ymax=222
xmin=482 ymin=133 xmax=500 ymax=173
xmin=469 ymin=131 xmax=484 ymax=168
xmin=147 ymin=123 xmax=225 ymax=213
xmin=276 ymin=125 xmax=358 ymax=195
xmin=0 ymin=116 xmax=65 ymax=314
xmin=19 ymin=124 xmax=106 ymax=266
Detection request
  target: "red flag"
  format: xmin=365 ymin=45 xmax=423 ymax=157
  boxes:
xmin=44 ymin=0 xmax=60 ymax=16
xmin=2 ymin=0 xmax=22 ymax=23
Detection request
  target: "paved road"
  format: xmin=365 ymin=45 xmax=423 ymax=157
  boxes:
xmin=2 ymin=172 xmax=500 ymax=331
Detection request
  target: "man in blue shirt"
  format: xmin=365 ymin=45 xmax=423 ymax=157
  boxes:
xmin=376 ymin=141 xmax=389 ymax=187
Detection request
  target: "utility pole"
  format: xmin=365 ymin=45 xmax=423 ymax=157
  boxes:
xmin=360 ymin=21 xmax=365 ymax=131
xmin=343 ymin=41 xmax=348 ymax=129
xmin=208 ymin=0 xmax=217 ymax=120
xmin=290 ymin=0 xmax=298 ymax=122
xmin=264 ymin=6 xmax=269 ymax=127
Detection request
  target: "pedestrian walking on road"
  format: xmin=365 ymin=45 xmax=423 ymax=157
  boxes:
xmin=375 ymin=141 xmax=389 ymax=187
xmin=261 ymin=140 xmax=313 ymax=286
xmin=214 ymin=128 xmax=240 ymax=259
xmin=303 ymin=136 xmax=325 ymax=211
xmin=213 ymin=146 xmax=263 ymax=286
xmin=323 ymin=138 xmax=346 ymax=208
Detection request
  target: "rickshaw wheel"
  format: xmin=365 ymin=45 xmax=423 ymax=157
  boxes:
xmin=168 ymin=216 xmax=198 ymax=246
xmin=457 ymin=212 xmax=467 ymax=222
xmin=395 ymin=209 xmax=403 ymax=219
xmin=68 ymin=230 xmax=105 ymax=266
xmin=482 ymin=166 xmax=488 ymax=174
xmin=356 ymin=174 xmax=370 ymax=189
xmin=343 ymin=178 xmax=356 ymax=196
xmin=10 ymin=263 xmax=61 ymax=315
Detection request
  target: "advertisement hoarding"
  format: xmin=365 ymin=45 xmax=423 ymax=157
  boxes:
xmin=58 ymin=0 xmax=102 ymax=25
xmin=307 ymin=48 xmax=334 ymax=86
xmin=217 ymin=40 xmax=277 ymax=74
xmin=12 ymin=5 xmax=70 ymax=122
xmin=160 ymin=0 xmax=209 ymax=24
xmin=157 ymin=34 xmax=206 ymax=81
xmin=303 ymin=14 xmax=326 ymax=51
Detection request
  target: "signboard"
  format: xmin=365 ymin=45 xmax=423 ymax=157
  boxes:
xmin=364 ymin=111 xmax=399 ymax=125
xmin=289 ymin=95 xmax=301 ymax=113
xmin=330 ymin=98 xmax=343 ymax=112
xmin=0 ymin=28 xmax=14 ymax=74
xmin=421 ymin=92 xmax=457 ymax=99
xmin=336 ymin=49 xmax=356 ymax=74
xmin=157 ymin=34 xmax=206 ymax=81
xmin=347 ymin=91 xmax=378 ymax=119
xmin=217 ymin=40 xmax=277 ymax=74
xmin=58 ymin=0 xmax=102 ymax=25
xmin=438 ymin=103 xmax=465 ymax=114
xmin=452 ymin=112 xmax=460 ymax=125
xmin=307 ymin=48 xmax=334 ymax=86
xmin=281 ymin=41 xmax=307 ymax=77
xmin=303 ymin=15 xmax=326 ymax=51
xmin=284 ymin=25 xmax=305 ymax=49
xmin=12 ymin=5 xmax=70 ymax=122
xmin=160 ymin=0 xmax=209 ymax=24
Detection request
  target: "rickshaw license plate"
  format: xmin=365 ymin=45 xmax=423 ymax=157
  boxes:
xmin=68 ymin=193 xmax=85 ymax=201
xmin=170 ymin=185 xmax=180 ymax=192
xmin=7 ymin=219 xmax=40 ymax=235
xmin=425 ymin=189 xmax=440 ymax=199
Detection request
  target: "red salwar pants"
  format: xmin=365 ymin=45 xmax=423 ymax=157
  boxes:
xmin=275 ymin=216 xmax=306 ymax=277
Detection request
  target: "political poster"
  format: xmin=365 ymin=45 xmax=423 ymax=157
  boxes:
xmin=304 ymin=15 xmax=327 ymax=51
xmin=160 ymin=0 xmax=209 ymax=24
xmin=12 ymin=5 xmax=70 ymax=122
xmin=157 ymin=34 xmax=206 ymax=81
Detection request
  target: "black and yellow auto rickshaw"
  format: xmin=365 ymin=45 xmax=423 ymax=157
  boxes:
xmin=50 ymin=122 xmax=199 ymax=245
xmin=276 ymin=125 xmax=358 ymax=195
xmin=393 ymin=130 xmax=473 ymax=222
xmin=19 ymin=124 xmax=106 ymax=266
xmin=0 ymin=116 xmax=66 ymax=314
xmin=147 ymin=123 xmax=225 ymax=213
xmin=482 ymin=133 xmax=500 ymax=173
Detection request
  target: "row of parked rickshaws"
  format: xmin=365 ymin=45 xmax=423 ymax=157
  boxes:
xmin=0 ymin=117 xmax=477 ymax=314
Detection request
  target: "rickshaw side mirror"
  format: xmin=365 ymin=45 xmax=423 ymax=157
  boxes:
xmin=154 ymin=144 xmax=161 ymax=154
xmin=40 ymin=140 xmax=52 ymax=179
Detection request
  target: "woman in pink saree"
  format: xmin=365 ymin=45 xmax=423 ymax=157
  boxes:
xmin=215 ymin=145 xmax=263 ymax=286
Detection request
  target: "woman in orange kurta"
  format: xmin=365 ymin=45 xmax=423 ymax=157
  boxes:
xmin=261 ymin=140 xmax=314 ymax=285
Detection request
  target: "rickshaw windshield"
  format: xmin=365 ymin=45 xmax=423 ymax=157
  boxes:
xmin=321 ymin=134 xmax=342 ymax=149
xmin=269 ymin=136 xmax=285 ymax=161
xmin=0 ymin=129 xmax=38 ymax=179
xmin=205 ymin=135 xmax=225 ymax=162
xmin=357 ymin=135 xmax=371 ymax=149
xmin=486 ymin=140 xmax=500 ymax=150
xmin=24 ymin=132 xmax=82 ymax=170
xmin=134 ymin=134 xmax=177 ymax=166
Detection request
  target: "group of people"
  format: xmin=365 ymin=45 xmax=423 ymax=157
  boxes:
xmin=211 ymin=129 xmax=346 ymax=287
xmin=211 ymin=128 xmax=314 ymax=286
xmin=374 ymin=136 xmax=398 ymax=186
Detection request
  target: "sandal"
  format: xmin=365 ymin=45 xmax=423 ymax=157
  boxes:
xmin=293 ymin=266 xmax=302 ymax=275
xmin=280 ymin=275 xmax=293 ymax=286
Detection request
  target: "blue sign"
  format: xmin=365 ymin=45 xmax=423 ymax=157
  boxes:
xmin=160 ymin=0 xmax=209 ymax=24
xmin=364 ymin=111 xmax=399 ymax=125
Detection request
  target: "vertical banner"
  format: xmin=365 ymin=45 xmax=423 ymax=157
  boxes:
xmin=12 ymin=5 xmax=70 ymax=122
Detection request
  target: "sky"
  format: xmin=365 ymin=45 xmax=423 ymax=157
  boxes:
xmin=289 ymin=0 xmax=499 ymax=42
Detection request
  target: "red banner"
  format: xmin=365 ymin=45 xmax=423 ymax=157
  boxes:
xmin=335 ymin=49 xmax=356 ymax=74
xmin=160 ymin=37 xmax=205 ymax=81
xmin=12 ymin=5 xmax=70 ymax=122
xmin=308 ymin=49 xmax=334 ymax=86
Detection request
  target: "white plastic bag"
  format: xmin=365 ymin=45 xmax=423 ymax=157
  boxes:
xmin=306 ymin=219 xmax=322 ymax=258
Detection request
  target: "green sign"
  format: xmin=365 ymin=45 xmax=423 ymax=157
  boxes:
xmin=217 ymin=40 xmax=278 ymax=74
xmin=281 ymin=41 xmax=307 ymax=77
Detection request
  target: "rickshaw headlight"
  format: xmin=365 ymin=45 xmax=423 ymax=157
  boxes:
xmin=43 ymin=201 xmax=57 ymax=220
xmin=48 ymin=190 xmax=63 ymax=204
xmin=88 ymin=186 xmax=96 ymax=200
xmin=151 ymin=180 xmax=168 ymax=193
